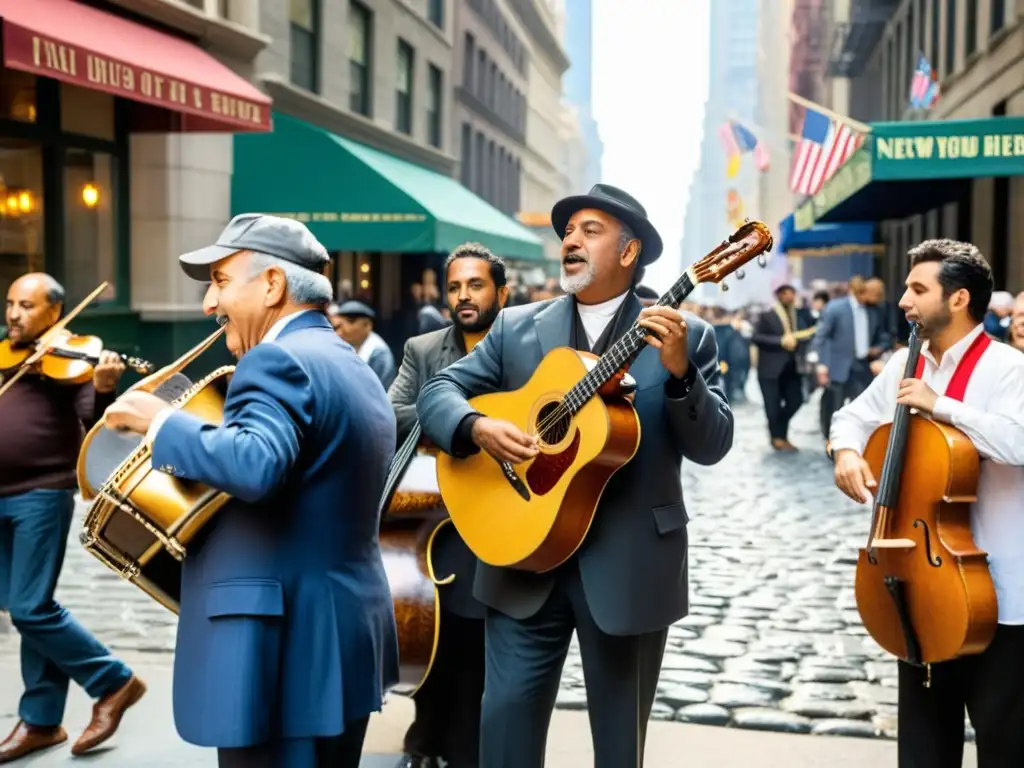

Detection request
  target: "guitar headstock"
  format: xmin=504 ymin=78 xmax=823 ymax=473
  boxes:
xmin=125 ymin=356 xmax=155 ymax=375
xmin=692 ymin=220 xmax=774 ymax=292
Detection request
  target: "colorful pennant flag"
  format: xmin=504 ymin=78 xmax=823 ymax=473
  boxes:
xmin=909 ymin=54 xmax=940 ymax=110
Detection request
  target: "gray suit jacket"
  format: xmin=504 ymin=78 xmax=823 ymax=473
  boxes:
xmin=416 ymin=294 xmax=734 ymax=636
xmin=811 ymin=297 xmax=891 ymax=384
xmin=387 ymin=325 xmax=484 ymax=619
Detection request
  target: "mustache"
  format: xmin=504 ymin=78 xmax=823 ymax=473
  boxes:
xmin=563 ymin=250 xmax=588 ymax=263
xmin=454 ymin=303 xmax=478 ymax=313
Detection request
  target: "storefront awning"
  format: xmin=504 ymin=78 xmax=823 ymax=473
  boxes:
xmin=231 ymin=113 xmax=546 ymax=262
xmin=0 ymin=0 xmax=271 ymax=132
xmin=794 ymin=116 xmax=1024 ymax=229
xmin=778 ymin=213 xmax=877 ymax=252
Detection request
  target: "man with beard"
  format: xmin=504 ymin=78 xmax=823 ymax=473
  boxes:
xmin=813 ymin=276 xmax=890 ymax=438
xmin=102 ymin=214 xmax=398 ymax=768
xmin=387 ymin=242 xmax=509 ymax=768
xmin=831 ymin=239 xmax=1024 ymax=768
xmin=0 ymin=273 xmax=145 ymax=764
xmin=415 ymin=184 xmax=733 ymax=767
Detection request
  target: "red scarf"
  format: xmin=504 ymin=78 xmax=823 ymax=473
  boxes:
xmin=913 ymin=330 xmax=991 ymax=402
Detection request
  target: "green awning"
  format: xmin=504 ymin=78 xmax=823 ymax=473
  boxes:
xmin=231 ymin=113 xmax=545 ymax=262
xmin=795 ymin=116 xmax=1024 ymax=229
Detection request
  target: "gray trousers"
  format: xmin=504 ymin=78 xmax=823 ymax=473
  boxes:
xmin=479 ymin=561 xmax=668 ymax=768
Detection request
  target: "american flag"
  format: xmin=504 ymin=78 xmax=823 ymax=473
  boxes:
xmin=789 ymin=107 xmax=864 ymax=196
xmin=732 ymin=122 xmax=771 ymax=171
xmin=909 ymin=54 xmax=940 ymax=109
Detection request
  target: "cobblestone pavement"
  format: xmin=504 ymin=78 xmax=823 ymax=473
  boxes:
xmin=0 ymin=382 xmax=974 ymax=743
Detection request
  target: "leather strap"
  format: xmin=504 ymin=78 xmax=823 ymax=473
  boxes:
xmin=913 ymin=331 xmax=991 ymax=403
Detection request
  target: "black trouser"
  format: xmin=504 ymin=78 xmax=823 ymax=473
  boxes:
xmin=216 ymin=717 xmax=369 ymax=768
xmin=819 ymin=359 xmax=871 ymax=439
xmin=758 ymin=359 xmax=804 ymax=441
xmin=898 ymin=624 xmax=1024 ymax=767
xmin=404 ymin=610 xmax=485 ymax=767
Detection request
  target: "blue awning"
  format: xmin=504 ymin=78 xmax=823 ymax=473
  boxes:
xmin=778 ymin=214 xmax=877 ymax=254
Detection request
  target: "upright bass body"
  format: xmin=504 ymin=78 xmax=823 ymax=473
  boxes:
xmin=854 ymin=326 xmax=997 ymax=666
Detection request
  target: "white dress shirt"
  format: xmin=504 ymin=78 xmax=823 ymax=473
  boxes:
xmin=146 ymin=310 xmax=313 ymax=444
xmin=577 ymin=291 xmax=628 ymax=348
xmin=850 ymin=295 xmax=870 ymax=360
xmin=830 ymin=323 xmax=1024 ymax=624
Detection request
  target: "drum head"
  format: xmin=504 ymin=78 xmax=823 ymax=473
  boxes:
xmin=82 ymin=373 xmax=193 ymax=492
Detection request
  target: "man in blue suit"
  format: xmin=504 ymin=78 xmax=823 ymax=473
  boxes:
xmin=416 ymin=185 xmax=734 ymax=767
xmin=104 ymin=214 xmax=399 ymax=768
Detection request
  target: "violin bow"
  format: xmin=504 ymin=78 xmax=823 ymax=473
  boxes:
xmin=0 ymin=281 xmax=110 ymax=399
xmin=125 ymin=324 xmax=227 ymax=396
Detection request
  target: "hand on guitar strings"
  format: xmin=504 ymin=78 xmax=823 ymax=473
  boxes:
xmin=637 ymin=306 xmax=690 ymax=379
xmin=104 ymin=391 xmax=172 ymax=436
xmin=896 ymin=377 xmax=938 ymax=415
xmin=834 ymin=448 xmax=878 ymax=504
xmin=471 ymin=416 xmax=539 ymax=464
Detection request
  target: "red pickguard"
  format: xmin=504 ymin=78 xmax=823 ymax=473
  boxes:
xmin=525 ymin=428 xmax=581 ymax=495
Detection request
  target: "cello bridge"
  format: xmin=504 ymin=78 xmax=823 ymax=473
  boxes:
xmin=869 ymin=538 xmax=917 ymax=550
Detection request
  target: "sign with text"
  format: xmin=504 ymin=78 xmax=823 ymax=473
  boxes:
xmin=3 ymin=23 xmax=271 ymax=132
xmin=871 ymin=116 xmax=1024 ymax=180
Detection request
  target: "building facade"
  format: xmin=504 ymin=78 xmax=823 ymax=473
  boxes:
xmin=562 ymin=0 xmax=602 ymax=190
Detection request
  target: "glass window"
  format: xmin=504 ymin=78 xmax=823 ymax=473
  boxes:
xmin=463 ymin=33 xmax=475 ymax=88
xmin=991 ymin=0 xmax=1006 ymax=34
xmin=290 ymin=0 xmax=319 ymax=93
xmin=60 ymin=83 xmax=115 ymax=140
xmin=944 ymin=0 xmax=956 ymax=75
xmin=428 ymin=0 xmax=444 ymax=29
xmin=427 ymin=65 xmax=443 ymax=148
xmin=0 ymin=142 xmax=44 ymax=302
xmin=965 ymin=0 xmax=977 ymax=56
xmin=460 ymin=123 xmax=472 ymax=186
xmin=931 ymin=0 xmax=940 ymax=62
xmin=63 ymin=149 xmax=116 ymax=304
xmin=349 ymin=1 xmax=372 ymax=116
xmin=0 ymin=70 xmax=37 ymax=124
xmin=396 ymin=40 xmax=414 ymax=135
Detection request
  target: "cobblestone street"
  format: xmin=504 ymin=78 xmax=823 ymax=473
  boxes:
xmin=0 ymin=383 xmax=974 ymax=744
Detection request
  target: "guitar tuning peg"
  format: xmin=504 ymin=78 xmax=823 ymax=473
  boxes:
xmin=757 ymin=254 xmax=768 ymax=268
xmin=736 ymin=269 xmax=746 ymax=279
xmin=720 ymin=282 xmax=729 ymax=292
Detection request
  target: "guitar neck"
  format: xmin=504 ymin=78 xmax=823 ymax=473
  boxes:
xmin=564 ymin=270 xmax=698 ymax=414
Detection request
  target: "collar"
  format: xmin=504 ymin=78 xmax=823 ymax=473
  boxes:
xmin=849 ymin=295 xmax=864 ymax=309
xmin=921 ymin=322 xmax=986 ymax=368
xmin=262 ymin=309 xmax=315 ymax=344
xmin=357 ymin=330 xmax=389 ymax=362
xmin=576 ymin=291 xmax=629 ymax=316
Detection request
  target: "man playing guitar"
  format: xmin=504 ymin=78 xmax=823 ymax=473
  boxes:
xmin=415 ymin=184 xmax=734 ymax=767
xmin=831 ymin=240 xmax=1024 ymax=767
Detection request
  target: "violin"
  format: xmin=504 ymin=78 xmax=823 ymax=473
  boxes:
xmin=0 ymin=330 xmax=153 ymax=385
xmin=854 ymin=323 xmax=997 ymax=672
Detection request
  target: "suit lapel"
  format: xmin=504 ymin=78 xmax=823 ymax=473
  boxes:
xmin=534 ymin=297 xmax=574 ymax=356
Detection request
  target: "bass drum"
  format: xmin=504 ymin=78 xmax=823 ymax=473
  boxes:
xmin=380 ymin=515 xmax=454 ymax=693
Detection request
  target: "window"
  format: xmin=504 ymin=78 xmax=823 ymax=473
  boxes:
xmin=464 ymin=34 xmax=475 ymax=88
xmin=218 ymin=0 xmax=230 ymax=18
xmin=944 ymin=0 xmax=956 ymax=75
xmin=488 ymin=62 xmax=497 ymax=110
xmin=428 ymin=0 xmax=444 ymax=29
xmin=349 ymin=1 xmax=372 ymax=116
xmin=427 ymin=65 xmax=443 ymax=148
xmin=396 ymin=40 xmax=414 ymax=135
xmin=0 ymin=142 xmax=44 ymax=301
xmin=290 ymin=0 xmax=319 ymax=93
xmin=460 ymin=123 xmax=472 ymax=186
xmin=474 ymin=131 xmax=484 ymax=195
xmin=63 ymin=149 xmax=117 ymax=304
xmin=477 ymin=50 xmax=487 ymax=97
xmin=931 ymin=0 xmax=940 ymax=62
xmin=0 ymin=70 xmax=37 ymax=123
xmin=991 ymin=0 xmax=1006 ymax=35
xmin=486 ymin=139 xmax=495 ymax=204
xmin=965 ymin=0 xmax=977 ymax=56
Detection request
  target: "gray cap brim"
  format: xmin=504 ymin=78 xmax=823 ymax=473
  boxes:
xmin=179 ymin=244 xmax=245 ymax=281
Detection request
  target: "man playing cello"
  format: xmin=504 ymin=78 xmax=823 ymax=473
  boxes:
xmin=0 ymin=273 xmax=144 ymax=763
xmin=831 ymin=240 xmax=1024 ymax=767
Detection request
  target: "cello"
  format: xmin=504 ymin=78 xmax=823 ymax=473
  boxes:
xmin=854 ymin=323 xmax=997 ymax=674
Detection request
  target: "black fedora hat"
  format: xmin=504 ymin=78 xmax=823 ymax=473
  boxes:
xmin=551 ymin=184 xmax=663 ymax=266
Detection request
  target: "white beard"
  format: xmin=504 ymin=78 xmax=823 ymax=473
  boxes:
xmin=559 ymin=261 xmax=596 ymax=295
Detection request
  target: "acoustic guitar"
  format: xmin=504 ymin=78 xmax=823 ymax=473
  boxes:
xmin=436 ymin=220 xmax=774 ymax=572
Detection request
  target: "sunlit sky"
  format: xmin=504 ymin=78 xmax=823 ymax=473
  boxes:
xmin=591 ymin=0 xmax=710 ymax=294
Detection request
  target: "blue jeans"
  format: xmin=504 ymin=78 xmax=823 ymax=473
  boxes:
xmin=0 ymin=488 xmax=132 ymax=727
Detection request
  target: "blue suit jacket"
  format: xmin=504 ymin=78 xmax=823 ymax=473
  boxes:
xmin=415 ymin=294 xmax=734 ymax=636
xmin=150 ymin=311 xmax=399 ymax=748
xmin=811 ymin=297 xmax=891 ymax=384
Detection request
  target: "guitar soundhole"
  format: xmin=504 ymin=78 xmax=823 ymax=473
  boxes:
xmin=535 ymin=402 xmax=571 ymax=446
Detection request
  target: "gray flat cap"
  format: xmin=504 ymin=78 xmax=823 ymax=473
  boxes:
xmin=333 ymin=300 xmax=375 ymax=320
xmin=179 ymin=213 xmax=329 ymax=280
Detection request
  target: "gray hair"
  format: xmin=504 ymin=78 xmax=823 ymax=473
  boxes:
xmin=247 ymin=253 xmax=333 ymax=307
xmin=40 ymin=275 xmax=65 ymax=306
xmin=619 ymin=223 xmax=637 ymax=252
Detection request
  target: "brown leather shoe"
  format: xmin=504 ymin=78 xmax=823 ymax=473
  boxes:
xmin=70 ymin=675 xmax=147 ymax=756
xmin=0 ymin=720 xmax=67 ymax=764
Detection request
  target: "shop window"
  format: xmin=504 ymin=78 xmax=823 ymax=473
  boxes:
xmin=63 ymin=149 xmax=116 ymax=305
xmin=0 ymin=142 xmax=44 ymax=301
xmin=60 ymin=83 xmax=115 ymax=141
xmin=349 ymin=1 xmax=372 ymax=116
xmin=290 ymin=0 xmax=320 ymax=94
xmin=396 ymin=40 xmax=414 ymax=135
xmin=427 ymin=64 xmax=443 ymax=149
xmin=0 ymin=70 xmax=37 ymax=124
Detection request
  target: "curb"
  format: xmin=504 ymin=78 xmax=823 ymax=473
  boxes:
xmin=0 ymin=611 xmax=9 ymax=634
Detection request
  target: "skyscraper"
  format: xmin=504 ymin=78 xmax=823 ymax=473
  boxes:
xmin=562 ymin=0 xmax=603 ymax=189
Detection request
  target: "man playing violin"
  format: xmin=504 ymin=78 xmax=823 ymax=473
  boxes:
xmin=830 ymin=240 xmax=1024 ymax=768
xmin=0 ymin=273 xmax=145 ymax=764
xmin=416 ymin=184 xmax=734 ymax=767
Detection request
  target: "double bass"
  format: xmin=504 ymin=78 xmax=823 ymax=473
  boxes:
xmin=854 ymin=323 xmax=997 ymax=673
